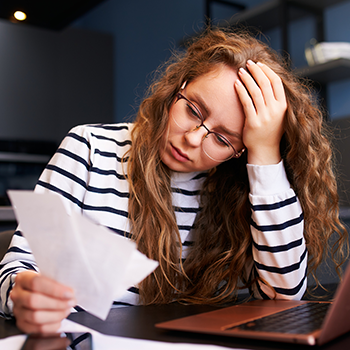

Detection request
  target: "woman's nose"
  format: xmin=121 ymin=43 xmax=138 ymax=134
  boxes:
xmin=184 ymin=125 xmax=206 ymax=147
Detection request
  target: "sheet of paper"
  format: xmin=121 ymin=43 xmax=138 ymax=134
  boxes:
xmin=0 ymin=335 xmax=26 ymax=350
xmin=7 ymin=190 xmax=158 ymax=320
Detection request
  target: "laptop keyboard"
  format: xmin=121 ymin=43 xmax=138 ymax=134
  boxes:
xmin=229 ymin=302 xmax=331 ymax=334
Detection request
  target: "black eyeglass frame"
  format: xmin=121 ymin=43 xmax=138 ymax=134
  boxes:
xmin=175 ymin=92 xmax=245 ymax=159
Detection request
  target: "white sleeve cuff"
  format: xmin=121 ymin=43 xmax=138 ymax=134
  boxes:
xmin=246 ymin=160 xmax=290 ymax=196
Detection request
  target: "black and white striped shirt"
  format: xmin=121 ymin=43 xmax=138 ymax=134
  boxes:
xmin=0 ymin=123 xmax=307 ymax=316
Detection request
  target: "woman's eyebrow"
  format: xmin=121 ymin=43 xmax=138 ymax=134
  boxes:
xmin=191 ymin=92 xmax=211 ymax=116
xmin=221 ymin=126 xmax=243 ymax=141
xmin=191 ymin=92 xmax=242 ymax=141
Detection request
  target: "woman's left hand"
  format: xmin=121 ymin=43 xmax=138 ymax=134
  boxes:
xmin=234 ymin=60 xmax=287 ymax=165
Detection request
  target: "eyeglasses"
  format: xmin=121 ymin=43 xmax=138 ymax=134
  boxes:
xmin=173 ymin=92 xmax=245 ymax=162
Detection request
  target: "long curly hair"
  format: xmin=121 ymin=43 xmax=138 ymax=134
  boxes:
xmin=124 ymin=27 xmax=348 ymax=304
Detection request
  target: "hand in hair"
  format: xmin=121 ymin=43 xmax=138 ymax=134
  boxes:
xmin=235 ymin=59 xmax=287 ymax=165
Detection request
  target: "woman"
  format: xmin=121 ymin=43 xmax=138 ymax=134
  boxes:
xmin=0 ymin=27 xmax=347 ymax=333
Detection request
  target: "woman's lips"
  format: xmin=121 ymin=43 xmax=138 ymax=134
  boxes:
xmin=171 ymin=144 xmax=190 ymax=162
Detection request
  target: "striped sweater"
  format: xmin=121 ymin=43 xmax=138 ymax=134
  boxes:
xmin=0 ymin=123 xmax=307 ymax=317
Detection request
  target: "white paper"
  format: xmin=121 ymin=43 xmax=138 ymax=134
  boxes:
xmin=0 ymin=335 xmax=26 ymax=350
xmin=7 ymin=190 xmax=158 ymax=320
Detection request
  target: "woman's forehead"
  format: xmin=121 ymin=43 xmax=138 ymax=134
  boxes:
xmin=188 ymin=65 xmax=238 ymax=88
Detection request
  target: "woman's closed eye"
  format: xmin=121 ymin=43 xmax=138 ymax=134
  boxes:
xmin=213 ymin=133 xmax=231 ymax=148
xmin=186 ymin=103 xmax=202 ymax=121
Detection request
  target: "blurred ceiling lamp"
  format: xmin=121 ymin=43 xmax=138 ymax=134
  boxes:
xmin=14 ymin=11 xmax=27 ymax=21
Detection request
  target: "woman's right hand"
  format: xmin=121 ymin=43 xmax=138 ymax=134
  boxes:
xmin=235 ymin=60 xmax=287 ymax=165
xmin=10 ymin=270 xmax=76 ymax=334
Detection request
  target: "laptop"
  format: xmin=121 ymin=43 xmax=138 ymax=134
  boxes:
xmin=156 ymin=264 xmax=350 ymax=346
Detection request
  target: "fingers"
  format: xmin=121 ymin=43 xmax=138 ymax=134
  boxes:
xmin=10 ymin=271 xmax=76 ymax=334
xmin=15 ymin=270 xmax=75 ymax=301
xmin=234 ymin=73 xmax=257 ymax=118
xmin=12 ymin=284 xmax=75 ymax=311
xmin=236 ymin=60 xmax=287 ymax=112
xmin=254 ymin=61 xmax=286 ymax=102
xmin=234 ymin=60 xmax=287 ymax=165
xmin=237 ymin=65 xmax=266 ymax=114
xmin=13 ymin=307 xmax=71 ymax=334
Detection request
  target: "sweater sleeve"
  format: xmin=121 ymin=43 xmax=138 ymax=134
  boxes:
xmin=0 ymin=125 xmax=94 ymax=318
xmin=0 ymin=231 xmax=39 ymax=318
xmin=246 ymin=160 xmax=307 ymax=300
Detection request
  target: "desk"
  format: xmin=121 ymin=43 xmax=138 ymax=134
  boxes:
xmin=1 ymin=302 xmax=350 ymax=349
xmin=66 ymin=303 xmax=350 ymax=350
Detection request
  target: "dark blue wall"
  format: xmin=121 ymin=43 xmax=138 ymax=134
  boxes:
xmin=73 ymin=0 xmax=350 ymax=123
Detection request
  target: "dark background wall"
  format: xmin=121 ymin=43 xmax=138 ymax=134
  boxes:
xmin=72 ymin=0 xmax=350 ymax=123
xmin=1 ymin=0 xmax=350 ymax=139
xmin=0 ymin=20 xmax=113 ymax=144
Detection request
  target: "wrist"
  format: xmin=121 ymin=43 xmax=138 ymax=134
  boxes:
xmin=247 ymin=147 xmax=281 ymax=165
